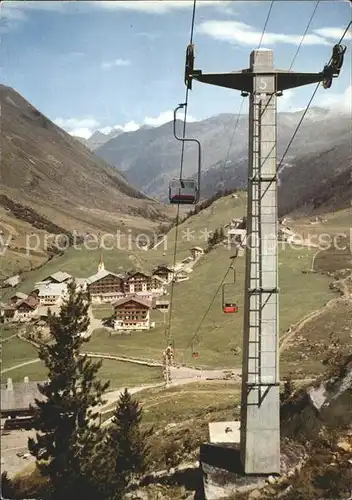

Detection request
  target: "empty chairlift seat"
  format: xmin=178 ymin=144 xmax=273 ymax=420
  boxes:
xmin=169 ymin=179 xmax=198 ymax=205
xmin=223 ymin=303 xmax=238 ymax=314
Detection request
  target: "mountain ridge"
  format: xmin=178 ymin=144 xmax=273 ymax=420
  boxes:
xmin=0 ymin=84 xmax=174 ymax=278
xmin=92 ymin=106 xmax=351 ymax=204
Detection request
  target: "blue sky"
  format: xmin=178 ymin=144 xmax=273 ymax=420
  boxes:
xmin=1 ymin=0 xmax=351 ymax=138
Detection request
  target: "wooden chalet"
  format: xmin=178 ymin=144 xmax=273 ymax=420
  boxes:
xmin=152 ymin=265 xmax=174 ymax=284
xmin=112 ymin=296 xmax=152 ymax=330
xmin=36 ymin=283 xmax=68 ymax=306
xmin=8 ymin=292 xmax=28 ymax=305
xmin=123 ymin=271 xmax=151 ymax=294
xmin=86 ymin=269 xmax=125 ymax=303
xmin=124 ymin=271 xmax=165 ymax=295
xmin=42 ymin=271 xmax=72 ymax=284
xmin=15 ymin=296 xmax=39 ymax=321
xmin=1 ymin=379 xmax=46 ymax=429
xmin=190 ymin=246 xmax=204 ymax=259
xmin=0 ymin=304 xmax=16 ymax=324
xmin=2 ymin=274 xmax=21 ymax=288
xmin=154 ymin=299 xmax=170 ymax=312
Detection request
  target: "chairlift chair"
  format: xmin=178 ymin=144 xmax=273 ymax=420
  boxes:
xmin=169 ymin=46 xmax=202 ymax=206
xmin=222 ymin=267 xmax=238 ymax=314
xmin=169 ymin=178 xmax=198 ymax=205
xmin=169 ymin=103 xmax=201 ymax=205
xmin=192 ymin=351 xmax=199 ymax=359
xmin=331 ymin=44 xmax=346 ymax=74
xmin=322 ymin=44 xmax=347 ymax=89
xmin=322 ymin=65 xmax=333 ymax=89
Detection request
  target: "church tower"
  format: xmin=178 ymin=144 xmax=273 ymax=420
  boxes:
xmin=98 ymin=252 xmax=105 ymax=272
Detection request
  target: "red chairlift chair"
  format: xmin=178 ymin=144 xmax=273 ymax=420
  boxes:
xmin=222 ymin=267 xmax=238 ymax=314
xmin=223 ymin=303 xmax=239 ymax=314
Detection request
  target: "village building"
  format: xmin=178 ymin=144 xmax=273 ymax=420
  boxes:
xmin=152 ymin=265 xmax=174 ymax=284
xmin=173 ymin=270 xmax=190 ymax=283
xmin=123 ymin=271 xmax=151 ymax=294
xmin=14 ymin=296 xmax=39 ymax=322
xmin=154 ymin=299 xmax=170 ymax=312
xmin=227 ymin=228 xmax=246 ymax=255
xmin=2 ymin=274 xmax=21 ymax=288
xmin=37 ymin=305 xmax=61 ymax=319
xmin=148 ymin=274 xmax=167 ymax=295
xmin=1 ymin=378 xmax=46 ymax=429
xmin=8 ymin=292 xmax=28 ymax=305
xmin=35 ymin=283 xmax=68 ymax=306
xmin=112 ymin=296 xmax=153 ymax=331
xmin=190 ymin=246 xmax=204 ymax=260
xmin=86 ymin=269 xmax=125 ymax=303
xmin=42 ymin=271 xmax=72 ymax=284
xmin=0 ymin=296 xmax=39 ymax=323
xmin=123 ymin=271 xmax=166 ymax=296
xmin=229 ymin=217 xmax=245 ymax=229
xmin=127 ymin=290 xmax=154 ymax=301
xmin=278 ymin=225 xmax=296 ymax=242
xmin=0 ymin=304 xmax=16 ymax=324
xmin=86 ymin=256 xmax=125 ymax=303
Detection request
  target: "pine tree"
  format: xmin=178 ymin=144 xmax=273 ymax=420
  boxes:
xmin=28 ymin=281 xmax=110 ymax=500
xmin=1 ymin=471 xmax=17 ymax=499
xmin=213 ymin=228 xmax=219 ymax=243
xmin=103 ymin=388 xmax=153 ymax=497
xmin=280 ymin=375 xmax=295 ymax=404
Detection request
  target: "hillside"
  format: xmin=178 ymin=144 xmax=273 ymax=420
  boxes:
xmin=2 ymin=193 xmax=351 ymax=498
xmin=7 ymin=194 xmax=350 ymax=371
xmin=94 ymin=107 xmax=351 ymax=203
xmin=198 ymin=138 xmax=351 ymax=216
xmin=278 ymin=141 xmax=352 ymax=216
xmin=0 ymin=84 xmax=174 ymax=278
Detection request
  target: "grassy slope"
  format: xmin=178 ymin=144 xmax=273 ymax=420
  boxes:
xmin=86 ymin=243 xmax=334 ymax=368
xmin=2 ymin=196 xmax=348 ymax=377
xmin=289 ymin=207 xmax=351 ymax=237
xmin=139 ymin=193 xmax=248 ymax=268
xmin=0 ymin=83 xmax=175 ymax=280
xmin=0 ymin=208 xmax=49 ymax=280
xmin=0 ymin=245 xmax=153 ymax=302
xmin=1 ymin=336 xmax=38 ymax=370
xmin=281 ymin=299 xmax=352 ymax=379
xmin=2 ymin=356 xmax=162 ymax=388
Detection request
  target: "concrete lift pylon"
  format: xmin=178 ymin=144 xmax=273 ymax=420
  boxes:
xmin=187 ymin=47 xmax=343 ymax=474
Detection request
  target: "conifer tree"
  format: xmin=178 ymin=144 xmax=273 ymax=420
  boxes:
xmin=103 ymin=388 xmax=153 ymax=497
xmin=1 ymin=471 xmax=17 ymax=499
xmin=28 ymin=281 xmax=110 ymax=500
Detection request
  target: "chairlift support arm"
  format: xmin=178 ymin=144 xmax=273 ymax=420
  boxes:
xmin=187 ymin=44 xmax=346 ymax=93
xmin=173 ymin=104 xmax=201 ymax=195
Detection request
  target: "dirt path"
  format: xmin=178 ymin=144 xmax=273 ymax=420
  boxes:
xmin=279 ymin=296 xmax=348 ymax=354
xmin=1 ymin=358 xmax=41 ymax=374
xmin=279 ymin=269 xmax=352 ymax=354
xmin=0 ymin=333 xmax=18 ymax=343
xmin=85 ymin=308 xmax=104 ymax=337
xmin=279 ymin=299 xmax=336 ymax=353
